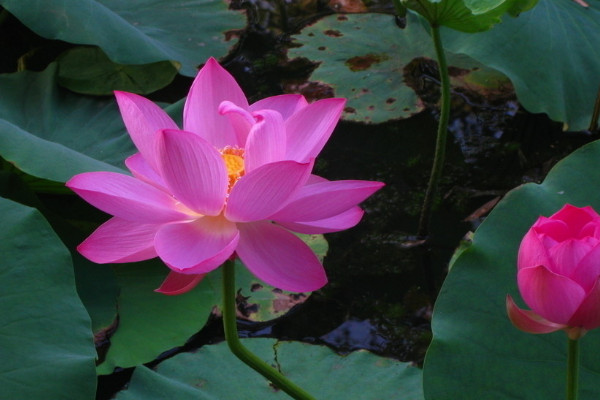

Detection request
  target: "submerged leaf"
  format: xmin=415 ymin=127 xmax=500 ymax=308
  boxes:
xmin=58 ymin=47 xmax=179 ymax=95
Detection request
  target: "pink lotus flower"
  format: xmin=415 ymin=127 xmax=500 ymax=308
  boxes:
xmin=67 ymin=58 xmax=384 ymax=295
xmin=507 ymin=204 xmax=600 ymax=339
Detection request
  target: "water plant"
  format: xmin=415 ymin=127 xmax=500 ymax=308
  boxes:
xmin=3 ymin=0 xmax=600 ymax=399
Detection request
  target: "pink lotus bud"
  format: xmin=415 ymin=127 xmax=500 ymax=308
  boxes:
xmin=506 ymin=204 xmax=600 ymax=339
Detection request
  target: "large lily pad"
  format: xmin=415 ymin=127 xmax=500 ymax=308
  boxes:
xmin=0 ymin=64 xmax=132 ymax=182
xmin=0 ymin=197 xmax=97 ymax=399
xmin=289 ymin=13 xmax=436 ymax=123
xmin=116 ymin=339 xmax=424 ymax=399
xmin=443 ymin=0 xmax=600 ymax=131
xmin=0 ymin=0 xmax=245 ymax=77
xmin=423 ymin=139 xmax=600 ymax=398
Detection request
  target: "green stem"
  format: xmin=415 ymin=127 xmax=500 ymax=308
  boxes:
xmin=566 ymin=338 xmax=580 ymax=400
xmin=221 ymin=260 xmax=316 ymax=400
xmin=417 ymin=24 xmax=451 ymax=238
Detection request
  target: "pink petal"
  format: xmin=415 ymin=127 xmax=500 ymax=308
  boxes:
xmin=517 ymin=228 xmax=553 ymax=271
xmin=532 ymin=218 xmax=569 ymax=242
xmin=244 ymin=110 xmax=286 ymax=173
xmin=225 ymin=160 xmax=312 ymax=223
xmin=78 ymin=217 xmax=158 ymax=263
xmin=155 ymin=216 xmax=239 ymax=274
xmin=506 ymin=295 xmax=565 ymax=334
xmin=155 ymin=271 xmax=206 ymax=295
xmin=277 ymin=207 xmax=365 ymax=234
xmin=270 ymin=180 xmax=384 ymax=222
xmin=125 ymin=153 xmax=167 ymax=191
xmin=571 ymin=244 xmax=600 ymax=291
xmin=285 ymin=98 xmax=345 ymax=162
xmin=156 ymin=129 xmax=227 ymax=216
xmin=307 ymin=174 xmax=328 ymax=184
xmin=568 ymin=277 xmax=600 ymax=330
xmin=546 ymin=238 xmax=595 ymax=277
xmin=517 ymin=265 xmax=585 ymax=325
xmin=581 ymin=219 xmax=600 ymax=238
xmin=236 ymin=221 xmax=327 ymax=292
xmin=183 ymin=57 xmax=248 ymax=148
xmin=66 ymin=172 xmax=192 ymax=223
xmin=249 ymin=94 xmax=308 ymax=120
xmin=218 ymin=100 xmax=256 ymax=146
xmin=115 ymin=91 xmax=178 ymax=172
xmin=548 ymin=204 xmax=599 ymax=237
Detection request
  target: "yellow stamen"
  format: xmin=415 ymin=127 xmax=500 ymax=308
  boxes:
xmin=221 ymin=147 xmax=245 ymax=190
xmin=223 ymin=153 xmax=244 ymax=177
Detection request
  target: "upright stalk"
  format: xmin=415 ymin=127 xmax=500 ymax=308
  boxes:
xmin=221 ymin=260 xmax=316 ymax=400
xmin=417 ymin=24 xmax=451 ymax=238
xmin=566 ymin=338 xmax=580 ymax=400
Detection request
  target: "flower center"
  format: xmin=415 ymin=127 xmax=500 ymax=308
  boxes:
xmin=221 ymin=146 xmax=245 ymax=190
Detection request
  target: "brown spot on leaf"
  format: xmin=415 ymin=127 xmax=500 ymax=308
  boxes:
xmin=345 ymin=53 xmax=389 ymax=72
xmin=273 ymin=292 xmax=308 ymax=313
xmin=251 ymin=283 xmax=263 ymax=292
xmin=318 ymin=46 xmax=326 ymax=51
xmin=344 ymin=107 xmax=356 ymax=113
xmin=367 ymin=105 xmax=375 ymax=110
xmin=337 ymin=15 xmax=348 ymax=21
xmin=323 ymin=29 xmax=343 ymax=37
xmin=283 ymin=81 xmax=334 ymax=102
xmin=386 ymin=98 xmax=396 ymax=104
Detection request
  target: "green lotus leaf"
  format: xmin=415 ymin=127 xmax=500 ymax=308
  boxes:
xmin=443 ymin=0 xmax=600 ymax=131
xmin=0 ymin=0 xmax=245 ymax=77
xmin=115 ymin=339 xmax=424 ymax=399
xmin=0 ymin=64 xmax=133 ymax=182
xmin=58 ymin=47 xmax=179 ymax=95
xmin=423 ymin=139 xmax=600 ymax=398
xmin=402 ymin=0 xmax=538 ymax=32
xmin=0 ymin=197 xmax=96 ymax=399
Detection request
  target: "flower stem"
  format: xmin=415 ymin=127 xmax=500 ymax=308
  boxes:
xmin=566 ymin=338 xmax=580 ymax=400
xmin=417 ymin=24 xmax=451 ymax=238
xmin=221 ymin=260 xmax=316 ymax=400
